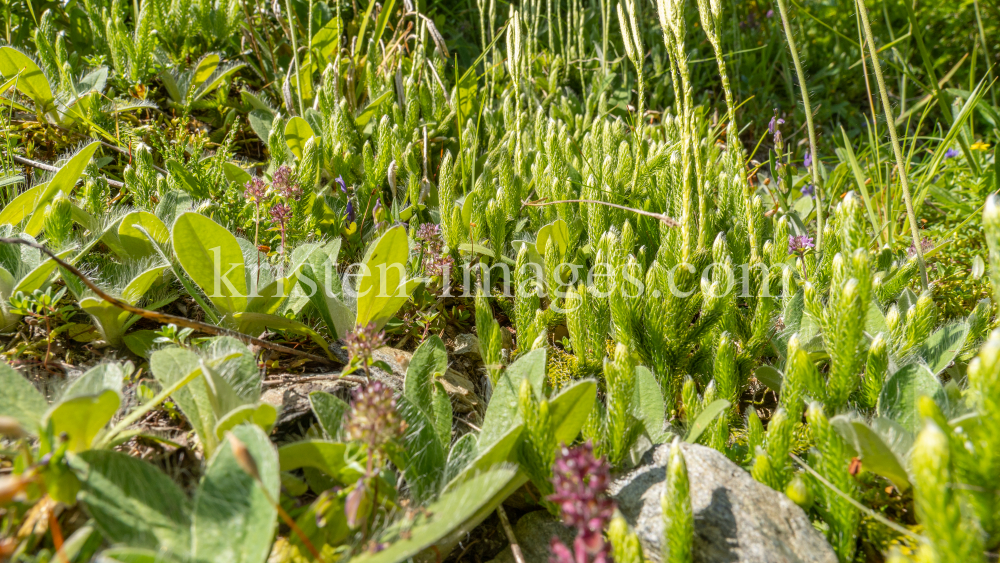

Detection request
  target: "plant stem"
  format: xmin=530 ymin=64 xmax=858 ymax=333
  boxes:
xmin=285 ymin=0 xmax=305 ymax=116
xmin=854 ymin=0 xmax=928 ymax=289
xmin=775 ymin=0 xmax=823 ymax=250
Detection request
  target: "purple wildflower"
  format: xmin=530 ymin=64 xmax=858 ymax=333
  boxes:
xmin=803 ymin=150 xmax=812 ymax=169
xmin=415 ymin=223 xmax=454 ymax=278
xmin=270 ymin=202 xmax=292 ymax=225
xmin=766 ymin=8 xmax=774 ymax=17
xmin=336 ymin=175 xmax=348 ymax=193
xmin=547 ymin=442 xmax=615 ymax=563
xmin=801 ymin=184 xmax=815 ymax=197
xmin=344 ymin=380 xmax=406 ymax=451
xmin=244 ymin=177 xmax=268 ymax=202
xmin=346 ymin=200 xmax=355 ymax=223
xmin=272 ymin=165 xmax=301 ymax=200
xmin=768 ymin=111 xmax=785 ymax=136
xmin=788 ymin=234 xmax=815 ymax=254
xmin=908 ymin=237 xmax=934 ymax=257
xmin=944 ymin=148 xmax=960 ymax=160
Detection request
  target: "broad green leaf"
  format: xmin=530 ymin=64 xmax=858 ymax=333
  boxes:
xmin=395 ymin=395 xmax=447 ymax=503
xmin=548 ymin=379 xmax=598 ymax=445
xmin=309 ymin=391 xmax=350 ymax=439
xmin=192 ymin=425 xmax=278 ymax=563
xmin=45 ymin=390 xmax=120 ymax=451
xmin=356 ymin=225 xmax=414 ymax=330
xmin=12 ymin=247 xmax=75 ymax=295
xmin=213 ymin=403 xmax=278 ymax=439
xmin=444 ymin=432 xmax=479 ymax=484
xmin=277 ymin=440 xmax=351 ymax=482
xmin=831 ymin=415 xmax=911 ymax=491
xmin=0 ymin=361 xmax=47 ymax=430
xmin=118 ymin=212 xmax=169 ymax=259
xmin=0 ymin=184 xmax=44 ymax=226
xmin=63 ymin=362 xmax=128 ymax=400
xmin=247 ymin=109 xmax=274 ymax=143
xmin=405 ymin=335 xmax=448 ymax=415
xmin=878 ymin=363 xmax=943 ymax=433
xmin=355 ymin=90 xmax=393 ymax=127
xmin=71 ymin=450 xmax=191 ymax=555
xmin=917 ymin=322 xmax=969 ymax=376
xmin=123 ymin=330 xmax=158 ymax=358
xmin=685 ymin=399 xmax=731 ymax=443
xmin=192 ymin=54 xmax=221 ymax=86
xmin=479 ymin=348 xmax=546 ymax=451
xmin=172 ymin=212 xmax=247 ymax=317
xmin=312 ymin=18 xmax=343 ymax=60
xmin=121 ymin=266 xmax=169 ymax=304
xmin=633 ymin=366 xmax=667 ymax=443
xmin=233 ymin=312 xmax=329 ymax=353
xmin=352 ymin=466 xmax=523 ymax=563
xmin=445 ymin=425 xmax=522 ymax=492
xmin=194 ymin=63 xmax=244 ymax=101
xmin=865 ymin=300 xmax=888 ymax=335
xmin=283 ymin=116 xmax=315 ymax=161
xmin=535 ymin=219 xmax=569 ymax=255
xmin=223 ymin=162 xmax=252 ymax=185
xmin=897 ymin=288 xmax=918 ymax=314
xmin=754 ymin=365 xmax=783 ymax=392
xmin=431 ymin=382 xmax=452 ymax=451
xmin=150 ymin=348 xmax=217 ymax=451
xmin=23 ymin=142 xmax=101 ymax=236
xmin=298 ymin=239 xmax=352 ymax=339
xmin=0 ymin=46 xmax=55 ymax=111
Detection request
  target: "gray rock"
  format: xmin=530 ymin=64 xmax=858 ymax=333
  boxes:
xmin=487 ymin=510 xmax=575 ymax=563
xmin=609 ymin=442 xmax=837 ymax=563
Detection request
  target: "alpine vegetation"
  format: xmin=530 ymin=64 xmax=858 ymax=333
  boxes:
xmin=0 ymin=0 xmax=998 ymax=561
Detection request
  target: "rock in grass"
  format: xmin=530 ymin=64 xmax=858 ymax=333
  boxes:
xmin=609 ymin=442 xmax=837 ymax=563
xmin=486 ymin=510 xmax=576 ymax=563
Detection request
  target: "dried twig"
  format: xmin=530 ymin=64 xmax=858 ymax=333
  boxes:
xmin=521 ymin=198 xmax=679 ymax=227
xmin=10 ymin=154 xmax=125 ymax=189
xmin=0 ymin=237 xmax=340 ymax=366
xmin=496 ymin=504 xmax=526 ymax=563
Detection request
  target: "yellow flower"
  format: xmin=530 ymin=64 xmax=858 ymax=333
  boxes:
xmin=970 ymin=140 xmax=991 ymax=151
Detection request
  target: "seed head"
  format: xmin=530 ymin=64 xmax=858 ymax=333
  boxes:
xmin=227 ymin=433 xmax=261 ymax=482
xmin=345 ymin=321 xmax=387 ymax=365
xmin=344 ymin=381 xmax=407 ymax=450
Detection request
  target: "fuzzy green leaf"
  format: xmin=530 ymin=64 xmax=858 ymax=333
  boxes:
xmin=352 ymin=466 xmax=523 ymax=563
xmin=45 ymin=389 xmax=120 ymax=452
xmin=917 ymin=322 xmax=969 ymax=376
xmin=283 ymin=116 xmax=316 ymax=161
xmin=685 ymin=399 xmax=730 ymax=443
xmin=172 ymin=212 xmax=247 ymax=318
xmin=0 ymin=360 xmax=47 ymax=431
xmin=309 ymin=391 xmax=350 ymax=439
xmin=878 ymin=363 xmax=943 ymax=433
xmin=118 ymin=211 xmax=170 ymax=259
xmin=405 ymin=335 xmax=448 ymax=415
xmin=479 ymin=348 xmax=546 ymax=451
xmin=71 ymin=450 xmax=192 ymax=556
xmin=192 ymin=424 xmax=278 ymax=563
xmin=633 ymin=366 xmax=668 ymax=443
